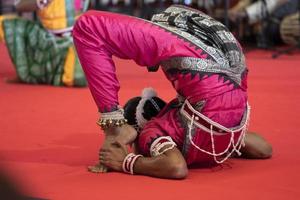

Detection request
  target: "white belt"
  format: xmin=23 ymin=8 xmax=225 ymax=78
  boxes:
xmin=180 ymin=99 xmax=250 ymax=164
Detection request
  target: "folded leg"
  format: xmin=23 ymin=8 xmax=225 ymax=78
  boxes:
xmin=240 ymin=132 xmax=272 ymax=159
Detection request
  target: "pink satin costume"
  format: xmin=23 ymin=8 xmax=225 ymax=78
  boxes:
xmin=73 ymin=9 xmax=248 ymax=165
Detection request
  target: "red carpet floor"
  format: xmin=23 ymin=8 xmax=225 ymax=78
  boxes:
xmin=0 ymin=43 xmax=300 ymax=200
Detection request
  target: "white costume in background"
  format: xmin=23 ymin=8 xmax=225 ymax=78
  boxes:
xmin=245 ymin=0 xmax=283 ymax=24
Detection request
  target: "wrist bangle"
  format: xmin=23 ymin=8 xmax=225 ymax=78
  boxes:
xmin=122 ymin=153 xmax=143 ymax=174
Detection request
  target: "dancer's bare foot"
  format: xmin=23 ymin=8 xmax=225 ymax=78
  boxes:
xmin=106 ymin=124 xmax=138 ymax=145
xmin=88 ymin=163 xmax=108 ymax=173
xmin=88 ymin=124 xmax=137 ymax=173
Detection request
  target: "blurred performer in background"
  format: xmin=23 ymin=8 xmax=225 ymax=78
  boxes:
xmin=280 ymin=11 xmax=300 ymax=46
xmin=73 ymin=5 xmax=272 ymax=179
xmin=229 ymin=0 xmax=299 ymax=47
xmin=0 ymin=0 xmax=88 ymax=86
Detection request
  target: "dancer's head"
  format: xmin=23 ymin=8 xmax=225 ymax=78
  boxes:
xmin=124 ymin=88 xmax=166 ymax=132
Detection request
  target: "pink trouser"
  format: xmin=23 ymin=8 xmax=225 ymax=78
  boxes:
xmin=73 ymin=10 xmax=202 ymax=112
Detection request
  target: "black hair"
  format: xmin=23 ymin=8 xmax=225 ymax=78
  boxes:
xmin=124 ymin=97 xmax=141 ymax=126
xmin=124 ymin=96 xmax=166 ymax=127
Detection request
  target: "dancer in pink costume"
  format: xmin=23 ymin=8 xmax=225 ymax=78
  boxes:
xmin=73 ymin=5 xmax=272 ymax=179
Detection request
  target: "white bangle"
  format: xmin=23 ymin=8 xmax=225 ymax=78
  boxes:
xmin=150 ymin=136 xmax=177 ymax=157
xmin=36 ymin=0 xmax=49 ymax=10
xmin=122 ymin=153 xmax=143 ymax=175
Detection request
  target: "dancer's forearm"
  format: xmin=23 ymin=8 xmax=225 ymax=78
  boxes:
xmin=134 ymin=148 xmax=188 ymax=179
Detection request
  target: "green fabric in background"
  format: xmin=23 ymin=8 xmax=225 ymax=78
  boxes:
xmin=3 ymin=18 xmax=86 ymax=87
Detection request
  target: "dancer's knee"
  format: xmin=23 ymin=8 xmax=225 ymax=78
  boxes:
xmin=242 ymin=133 xmax=273 ymax=159
xmin=257 ymin=142 xmax=273 ymax=159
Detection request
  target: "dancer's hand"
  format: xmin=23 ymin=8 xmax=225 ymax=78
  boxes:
xmin=99 ymin=141 xmax=128 ymax=172
xmin=88 ymin=124 xmax=137 ymax=173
